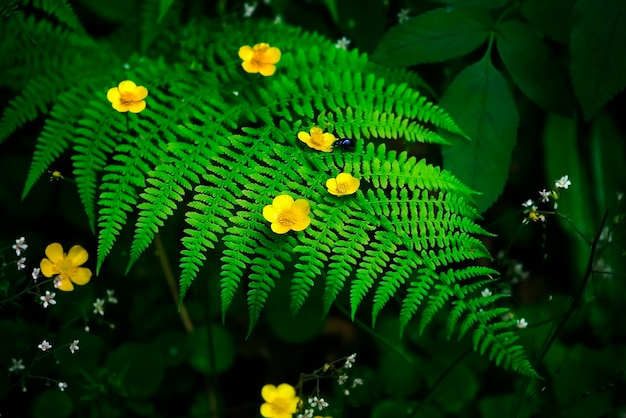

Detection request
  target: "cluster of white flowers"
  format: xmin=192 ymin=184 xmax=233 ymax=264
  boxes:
xmin=521 ymin=175 xmax=571 ymax=224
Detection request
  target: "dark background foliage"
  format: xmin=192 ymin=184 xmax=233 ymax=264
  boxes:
xmin=0 ymin=0 xmax=625 ymax=417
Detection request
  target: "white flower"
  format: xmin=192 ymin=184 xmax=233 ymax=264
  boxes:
xmin=17 ymin=257 xmax=26 ymax=271
xmin=69 ymin=340 xmax=80 ymax=354
xmin=12 ymin=237 xmax=28 ymax=256
xmin=93 ymin=299 xmax=105 ymax=316
xmin=344 ymin=353 xmax=356 ymax=368
xmin=522 ymin=199 xmax=534 ymax=208
xmin=40 ymin=291 xmax=56 ymax=309
xmin=337 ymin=374 xmax=348 ymax=385
xmin=335 ymin=36 xmax=351 ymax=50
xmin=38 ymin=340 xmax=52 ymax=351
xmin=344 ymin=389 xmax=350 ymax=396
xmin=58 ymin=382 xmax=68 ymax=391
xmin=309 ymin=396 xmax=329 ymax=410
xmin=9 ymin=358 xmax=25 ymax=372
xmin=32 ymin=267 xmax=41 ymax=282
xmin=352 ymin=378 xmax=364 ymax=387
xmin=538 ymin=189 xmax=550 ymax=203
xmin=617 ymin=192 xmax=624 ymax=202
xmin=397 ymin=8 xmax=410 ymax=23
xmin=273 ymin=14 xmax=282 ymax=24
xmin=106 ymin=289 xmax=118 ymax=304
xmin=53 ymin=276 xmax=63 ymax=288
xmin=516 ymin=318 xmax=528 ymax=329
xmin=481 ymin=288 xmax=492 ymax=297
xmin=243 ymin=2 xmax=256 ymax=18
xmin=555 ymin=175 xmax=571 ymax=189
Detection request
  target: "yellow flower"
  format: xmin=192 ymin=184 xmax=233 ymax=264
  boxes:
xmin=260 ymin=383 xmax=300 ymax=418
xmin=297 ymin=127 xmax=335 ymax=152
xmin=40 ymin=243 xmax=92 ymax=291
xmin=326 ymin=173 xmax=360 ymax=196
xmin=263 ymin=195 xmax=311 ymax=234
xmin=106 ymin=80 xmax=148 ymax=113
xmin=238 ymin=43 xmax=281 ymax=76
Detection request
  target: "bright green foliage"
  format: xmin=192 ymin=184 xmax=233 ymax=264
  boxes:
xmin=0 ymin=8 xmax=537 ymax=376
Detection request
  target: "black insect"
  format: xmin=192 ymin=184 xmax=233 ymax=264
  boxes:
xmin=332 ymin=138 xmax=355 ymax=151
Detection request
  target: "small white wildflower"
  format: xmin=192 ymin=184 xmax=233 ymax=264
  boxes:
xmin=40 ymin=291 xmax=56 ymax=309
xmin=522 ymin=199 xmax=534 ymax=208
xmin=273 ymin=14 xmax=282 ymax=24
xmin=352 ymin=378 xmax=363 ymax=387
xmin=243 ymin=2 xmax=257 ymax=18
xmin=9 ymin=358 xmax=25 ymax=372
xmin=32 ymin=267 xmax=41 ymax=282
xmin=481 ymin=288 xmax=492 ymax=297
xmin=304 ymin=409 xmax=314 ymax=418
xmin=599 ymin=226 xmax=613 ymax=243
xmin=309 ymin=396 xmax=329 ymax=410
xmin=335 ymin=36 xmax=351 ymax=50
xmin=69 ymin=340 xmax=80 ymax=354
xmin=106 ymin=289 xmax=118 ymax=304
xmin=123 ymin=62 xmax=130 ymax=70
xmin=17 ymin=257 xmax=26 ymax=271
xmin=397 ymin=8 xmax=410 ymax=23
xmin=337 ymin=374 xmax=348 ymax=385
xmin=58 ymin=382 xmax=68 ymax=391
xmin=516 ymin=318 xmax=528 ymax=329
xmin=93 ymin=299 xmax=105 ymax=316
xmin=53 ymin=276 xmax=62 ymax=288
xmin=617 ymin=192 xmax=624 ymax=202
xmin=12 ymin=237 xmax=28 ymax=256
xmin=38 ymin=340 xmax=52 ymax=351
xmin=555 ymin=175 xmax=571 ymax=189
xmin=538 ymin=189 xmax=550 ymax=203
xmin=232 ymin=90 xmax=239 ymax=96
xmin=513 ymin=263 xmax=530 ymax=281
xmin=344 ymin=353 xmax=356 ymax=368
xmin=344 ymin=388 xmax=350 ymax=396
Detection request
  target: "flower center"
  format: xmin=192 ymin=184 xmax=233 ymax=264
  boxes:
xmin=58 ymin=258 xmax=75 ymax=278
xmin=277 ymin=210 xmax=296 ymax=226
xmin=336 ymin=182 xmax=348 ymax=193
xmin=269 ymin=398 xmax=291 ymax=415
xmin=120 ymin=92 xmax=137 ymax=105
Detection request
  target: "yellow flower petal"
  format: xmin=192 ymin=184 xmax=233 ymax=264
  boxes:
xmin=297 ymin=132 xmax=311 ymax=143
xmin=325 ymin=178 xmax=337 ymax=191
xmin=127 ymin=100 xmax=147 ymax=113
xmin=238 ymin=45 xmax=254 ymax=60
xmin=112 ymin=101 xmax=129 ymax=112
xmin=272 ymin=194 xmax=295 ymax=211
xmin=291 ymin=199 xmax=310 ymax=218
xmin=259 ymin=64 xmax=276 ymax=76
xmin=45 ymin=243 xmax=64 ymax=264
xmin=134 ymin=86 xmax=148 ymax=101
xmin=70 ymin=267 xmax=92 ymax=285
xmin=40 ymin=258 xmax=59 ymax=278
xmin=291 ymin=217 xmax=311 ymax=231
xmin=67 ymin=245 xmax=88 ymax=266
xmin=261 ymin=384 xmax=278 ymax=402
xmin=263 ymin=205 xmax=279 ymax=222
xmin=265 ymin=47 xmax=281 ymax=64
xmin=106 ymin=87 xmax=120 ymax=103
xmin=118 ymin=80 xmax=138 ymax=92
xmin=56 ymin=276 xmax=75 ymax=291
xmin=242 ymin=61 xmax=259 ymax=74
xmin=271 ymin=222 xmax=292 ymax=234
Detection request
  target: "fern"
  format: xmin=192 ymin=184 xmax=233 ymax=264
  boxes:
xmin=5 ymin=15 xmax=540 ymax=377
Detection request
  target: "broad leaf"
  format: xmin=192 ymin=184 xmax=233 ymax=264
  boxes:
xmin=496 ymin=20 xmax=573 ymax=116
xmin=570 ymin=0 xmax=626 ymax=119
xmin=371 ymin=7 xmax=493 ymax=67
xmin=440 ymin=55 xmax=518 ymax=213
xmin=520 ymin=0 xmax=574 ymax=43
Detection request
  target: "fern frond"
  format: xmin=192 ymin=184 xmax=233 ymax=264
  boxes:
xmin=27 ymin=0 xmax=86 ymax=34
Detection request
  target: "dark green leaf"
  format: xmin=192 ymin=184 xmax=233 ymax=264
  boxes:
xmin=521 ymin=0 xmax=574 ymax=43
xmin=496 ymin=20 xmax=573 ymax=116
xmin=440 ymin=55 xmax=518 ymax=213
xmin=372 ymin=7 xmax=493 ymax=67
xmin=430 ymin=0 xmax=508 ymax=8
xmin=570 ymin=0 xmax=626 ymax=119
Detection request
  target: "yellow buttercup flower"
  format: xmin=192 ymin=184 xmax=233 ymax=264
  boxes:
xmin=326 ymin=173 xmax=360 ymax=196
xmin=238 ymin=43 xmax=281 ymax=76
xmin=298 ymin=127 xmax=335 ymax=152
xmin=263 ymin=195 xmax=311 ymax=234
xmin=260 ymin=383 xmax=300 ymax=418
xmin=106 ymin=80 xmax=148 ymax=113
xmin=40 ymin=243 xmax=92 ymax=291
